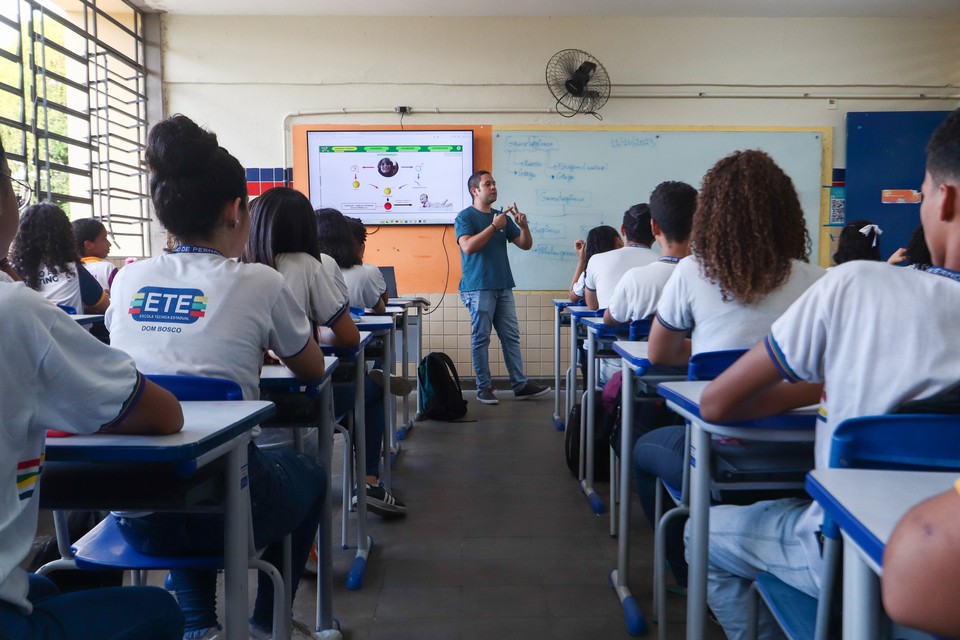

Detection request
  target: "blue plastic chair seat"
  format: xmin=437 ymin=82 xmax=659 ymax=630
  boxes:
xmin=72 ymin=516 xmax=223 ymax=571
xmin=755 ymin=572 xmax=818 ymax=640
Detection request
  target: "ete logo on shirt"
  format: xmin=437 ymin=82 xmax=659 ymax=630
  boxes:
xmin=128 ymin=287 xmax=207 ymax=324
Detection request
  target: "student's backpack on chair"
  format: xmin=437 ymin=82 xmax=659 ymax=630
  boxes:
xmin=418 ymin=351 xmax=468 ymax=421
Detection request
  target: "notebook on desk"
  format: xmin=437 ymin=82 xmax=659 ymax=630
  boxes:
xmin=379 ymin=266 xmax=399 ymax=298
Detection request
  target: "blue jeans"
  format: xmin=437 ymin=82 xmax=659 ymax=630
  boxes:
xmin=0 ymin=574 xmax=182 ymax=640
xmin=460 ymin=289 xmax=527 ymax=392
xmin=686 ymin=498 xmax=819 ymax=640
xmin=116 ymin=443 xmax=326 ymax=634
xmin=332 ymin=374 xmax=385 ymax=478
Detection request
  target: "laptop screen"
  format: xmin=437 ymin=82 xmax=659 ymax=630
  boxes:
xmin=379 ymin=266 xmax=399 ymax=298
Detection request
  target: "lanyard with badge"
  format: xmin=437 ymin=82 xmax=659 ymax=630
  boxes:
xmin=173 ymin=245 xmax=224 ymax=256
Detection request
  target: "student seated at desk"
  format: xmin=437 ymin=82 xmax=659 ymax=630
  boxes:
xmin=635 ymin=151 xmax=825 ymax=590
xmin=696 ymin=107 xmax=960 ymax=640
xmin=583 ymin=203 xmax=658 ymax=310
xmin=246 ymin=187 xmax=406 ymax=518
xmin=569 ymin=225 xmax=622 ymax=303
xmin=10 ymin=203 xmax=109 ymax=314
xmin=105 ymin=115 xmax=328 ymax=640
xmin=315 ymin=208 xmax=387 ymax=313
xmin=72 ymin=217 xmax=119 ymax=294
xmin=345 ymin=216 xmax=391 ymax=312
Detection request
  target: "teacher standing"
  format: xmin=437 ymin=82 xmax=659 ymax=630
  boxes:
xmin=455 ymin=170 xmax=550 ymax=405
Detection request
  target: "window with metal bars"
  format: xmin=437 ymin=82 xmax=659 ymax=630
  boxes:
xmin=0 ymin=0 xmax=150 ymax=257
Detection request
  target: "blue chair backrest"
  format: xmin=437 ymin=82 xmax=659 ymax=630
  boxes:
xmin=628 ymin=317 xmax=653 ymax=341
xmin=686 ymin=349 xmax=747 ymax=381
xmin=146 ymin=375 xmax=243 ymax=401
xmin=829 ymin=414 xmax=960 ymax=471
xmin=58 ymin=304 xmax=77 ymax=315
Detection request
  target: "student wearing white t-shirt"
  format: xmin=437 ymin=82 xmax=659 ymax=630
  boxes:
xmin=636 ymin=151 xmax=825 ymax=590
xmin=106 ymin=115 xmax=328 ymax=640
xmin=697 ymin=108 xmax=960 ymax=640
xmin=10 ymin=203 xmax=109 ymax=314
xmin=246 ymin=187 xmax=405 ymax=517
xmin=583 ymin=203 xmax=658 ymax=309
xmin=73 ymin=217 xmax=119 ymax=293
xmin=315 ymin=209 xmax=387 ymax=312
xmin=568 ymin=225 xmax=621 ymax=302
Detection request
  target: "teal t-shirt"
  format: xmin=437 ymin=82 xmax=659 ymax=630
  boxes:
xmin=455 ymin=206 xmax=521 ymax=292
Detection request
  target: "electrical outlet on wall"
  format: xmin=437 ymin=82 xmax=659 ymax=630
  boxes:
xmin=827 ymin=98 xmax=838 ymax=110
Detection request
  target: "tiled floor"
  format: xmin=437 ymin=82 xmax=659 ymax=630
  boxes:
xmin=292 ymin=390 xmax=726 ymax=640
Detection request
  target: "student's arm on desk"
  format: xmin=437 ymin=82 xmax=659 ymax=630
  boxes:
xmin=318 ymin=312 xmax=360 ymax=349
xmin=699 ymin=343 xmax=822 ymax=423
xmin=647 ymin=318 xmax=692 ymax=368
xmin=106 ymin=377 xmax=184 ymax=435
xmin=280 ymin=337 xmax=326 ymax=380
xmin=584 ymin=288 xmax=599 ymax=310
xmin=370 ymin=296 xmax=386 ymax=314
xmin=882 ymin=486 xmax=960 ymax=638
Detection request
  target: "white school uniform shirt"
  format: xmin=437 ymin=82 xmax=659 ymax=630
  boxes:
xmin=105 ymin=249 xmax=312 ymax=402
xmin=81 ymin=257 xmax=118 ymax=293
xmin=584 ymin=245 xmax=659 ymax=309
xmin=0 ymin=282 xmax=140 ymax=613
xmin=342 ymin=263 xmax=386 ymax=309
xmin=319 ymin=252 xmax=349 ymax=301
xmin=275 ymin=252 xmax=348 ymax=328
xmin=606 ymin=258 xmax=680 ymax=324
xmin=764 ymin=260 xmax=960 ymax=583
xmin=571 ymin=271 xmax=586 ymax=300
xmin=35 ymin=261 xmax=84 ymax=311
xmin=655 ymin=256 xmax=825 ymax=355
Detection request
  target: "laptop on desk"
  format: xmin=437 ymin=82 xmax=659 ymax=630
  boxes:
xmin=379 ymin=266 xmax=399 ymax=299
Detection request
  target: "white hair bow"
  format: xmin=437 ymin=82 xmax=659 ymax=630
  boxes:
xmin=859 ymin=224 xmax=882 ymax=247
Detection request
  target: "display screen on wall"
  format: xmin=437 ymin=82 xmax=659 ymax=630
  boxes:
xmin=306 ymin=130 xmax=474 ymax=225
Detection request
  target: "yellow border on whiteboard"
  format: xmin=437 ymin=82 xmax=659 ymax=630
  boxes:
xmin=492 ymin=124 xmax=835 ymax=271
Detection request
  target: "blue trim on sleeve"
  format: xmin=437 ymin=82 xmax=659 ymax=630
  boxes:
xmin=655 ymin=312 xmax=687 ymax=333
xmin=323 ymin=303 xmax=348 ymax=328
xmin=763 ymin=334 xmax=803 ymax=383
xmin=100 ymin=371 xmax=146 ymax=432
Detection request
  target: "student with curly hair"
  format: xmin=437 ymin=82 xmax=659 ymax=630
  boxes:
xmin=633 ymin=150 xmax=825 ymax=589
xmin=568 ymin=224 xmax=622 ymax=302
xmin=10 ymin=203 xmax=109 ymax=314
xmin=72 ymin=217 xmax=118 ymax=293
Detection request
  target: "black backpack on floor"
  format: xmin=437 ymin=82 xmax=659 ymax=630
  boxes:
xmin=564 ymin=390 xmax=613 ymax=482
xmin=418 ymin=352 xmax=468 ymax=421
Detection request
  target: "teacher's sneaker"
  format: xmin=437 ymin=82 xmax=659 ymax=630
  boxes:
xmin=477 ymin=388 xmax=499 ymax=405
xmin=514 ymin=383 xmax=550 ymax=400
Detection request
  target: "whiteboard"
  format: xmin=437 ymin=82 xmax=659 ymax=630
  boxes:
xmin=491 ymin=128 xmax=826 ymax=290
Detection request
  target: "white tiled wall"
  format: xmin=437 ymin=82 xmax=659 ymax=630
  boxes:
xmin=406 ymin=292 xmax=572 ymax=385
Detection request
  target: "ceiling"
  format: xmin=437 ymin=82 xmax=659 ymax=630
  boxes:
xmin=133 ymin=0 xmax=960 ymax=18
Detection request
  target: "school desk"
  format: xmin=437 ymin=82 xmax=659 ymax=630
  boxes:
xmin=566 ymin=305 xmax=603 ymax=435
xmin=44 ymin=400 xmax=274 ymax=640
xmin=389 ymin=296 xmax=429 ymax=426
xmin=260 ymin=357 xmax=340 ymax=638
xmin=657 ymin=381 xmax=818 ymax=640
xmin=807 ymin=468 xmax=954 ymax=640
xmin=384 ymin=299 xmax=414 ymax=440
xmin=321 ymin=331 xmax=375 ymax=590
xmin=609 ymin=340 xmax=686 ymax=637
xmin=72 ymin=313 xmax=104 ymax=327
xmin=552 ymin=298 xmax=576 ymax=430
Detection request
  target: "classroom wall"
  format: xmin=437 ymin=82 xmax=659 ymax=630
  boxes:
xmin=157 ymin=14 xmax=960 ymax=381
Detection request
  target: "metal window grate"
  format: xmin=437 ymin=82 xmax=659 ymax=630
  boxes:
xmin=0 ymin=0 xmax=149 ymax=257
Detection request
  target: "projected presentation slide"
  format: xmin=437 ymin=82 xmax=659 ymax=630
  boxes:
xmin=306 ymin=130 xmax=474 ymax=225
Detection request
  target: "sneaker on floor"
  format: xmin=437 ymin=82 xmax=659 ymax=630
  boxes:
xmin=184 ymin=627 xmax=221 ymax=640
xmin=351 ymin=481 xmax=407 ymax=517
xmin=514 ymin=382 xmax=550 ymax=400
xmin=476 ymin=387 xmax=499 ymax=405
xmin=369 ymin=368 xmax=416 ymax=396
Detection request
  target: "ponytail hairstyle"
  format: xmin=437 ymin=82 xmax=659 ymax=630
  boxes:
xmin=144 ymin=114 xmax=247 ymax=241
xmin=11 ymin=202 xmax=76 ymax=289
xmin=691 ymin=150 xmax=810 ymax=304
xmin=245 ymin=186 xmax=320 ymax=268
xmin=833 ymin=219 xmax=882 ymax=265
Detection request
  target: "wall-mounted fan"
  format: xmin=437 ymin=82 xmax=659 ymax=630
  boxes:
xmin=545 ymin=49 xmax=611 ymax=119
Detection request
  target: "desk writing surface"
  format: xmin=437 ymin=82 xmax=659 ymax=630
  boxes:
xmin=492 ymin=127 xmax=827 ymax=289
xmin=321 ymin=331 xmax=373 ymax=357
xmin=73 ymin=314 xmax=104 ymax=326
xmin=45 ymin=400 xmax=274 ymax=463
xmin=353 ymin=316 xmax=394 ymax=330
xmin=807 ymin=469 xmax=956 ymax=569
xmin=613 ymin=341 xmax=650 ymax=367
xmin=658 ymin=381 xmax=818 ymax=429
xmin=260 ymin=357 xmax=339 ymax=386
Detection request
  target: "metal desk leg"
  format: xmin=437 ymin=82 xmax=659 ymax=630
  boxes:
xmin=397 ymin=308 xmax=412 ymax=440
xmin=686 ymin=422 xmax=711 ymax=640
xmin=568 ymin=316 xmax=579 ymax=436
xmin=553 ymin=304 xmax=564 ymax=430
xmin=415 ymin=303 xmax=424 ymax=421
xmin=580 ymin=328 xmax=604 ymax=514
xmin=224 ymin=436 xmax=251 ymax=640
xmin=610 ymin=361 xmax=647 ymax=636
xmin=381 ymin=326 xmax=395 ymax=492
xmin=348 ymin=346 xmax=373 ymax=591
xmin=315 ymin=382 xmax=341 ymax=638
xmin=842 ymin=533 xmax=881 ymax=640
